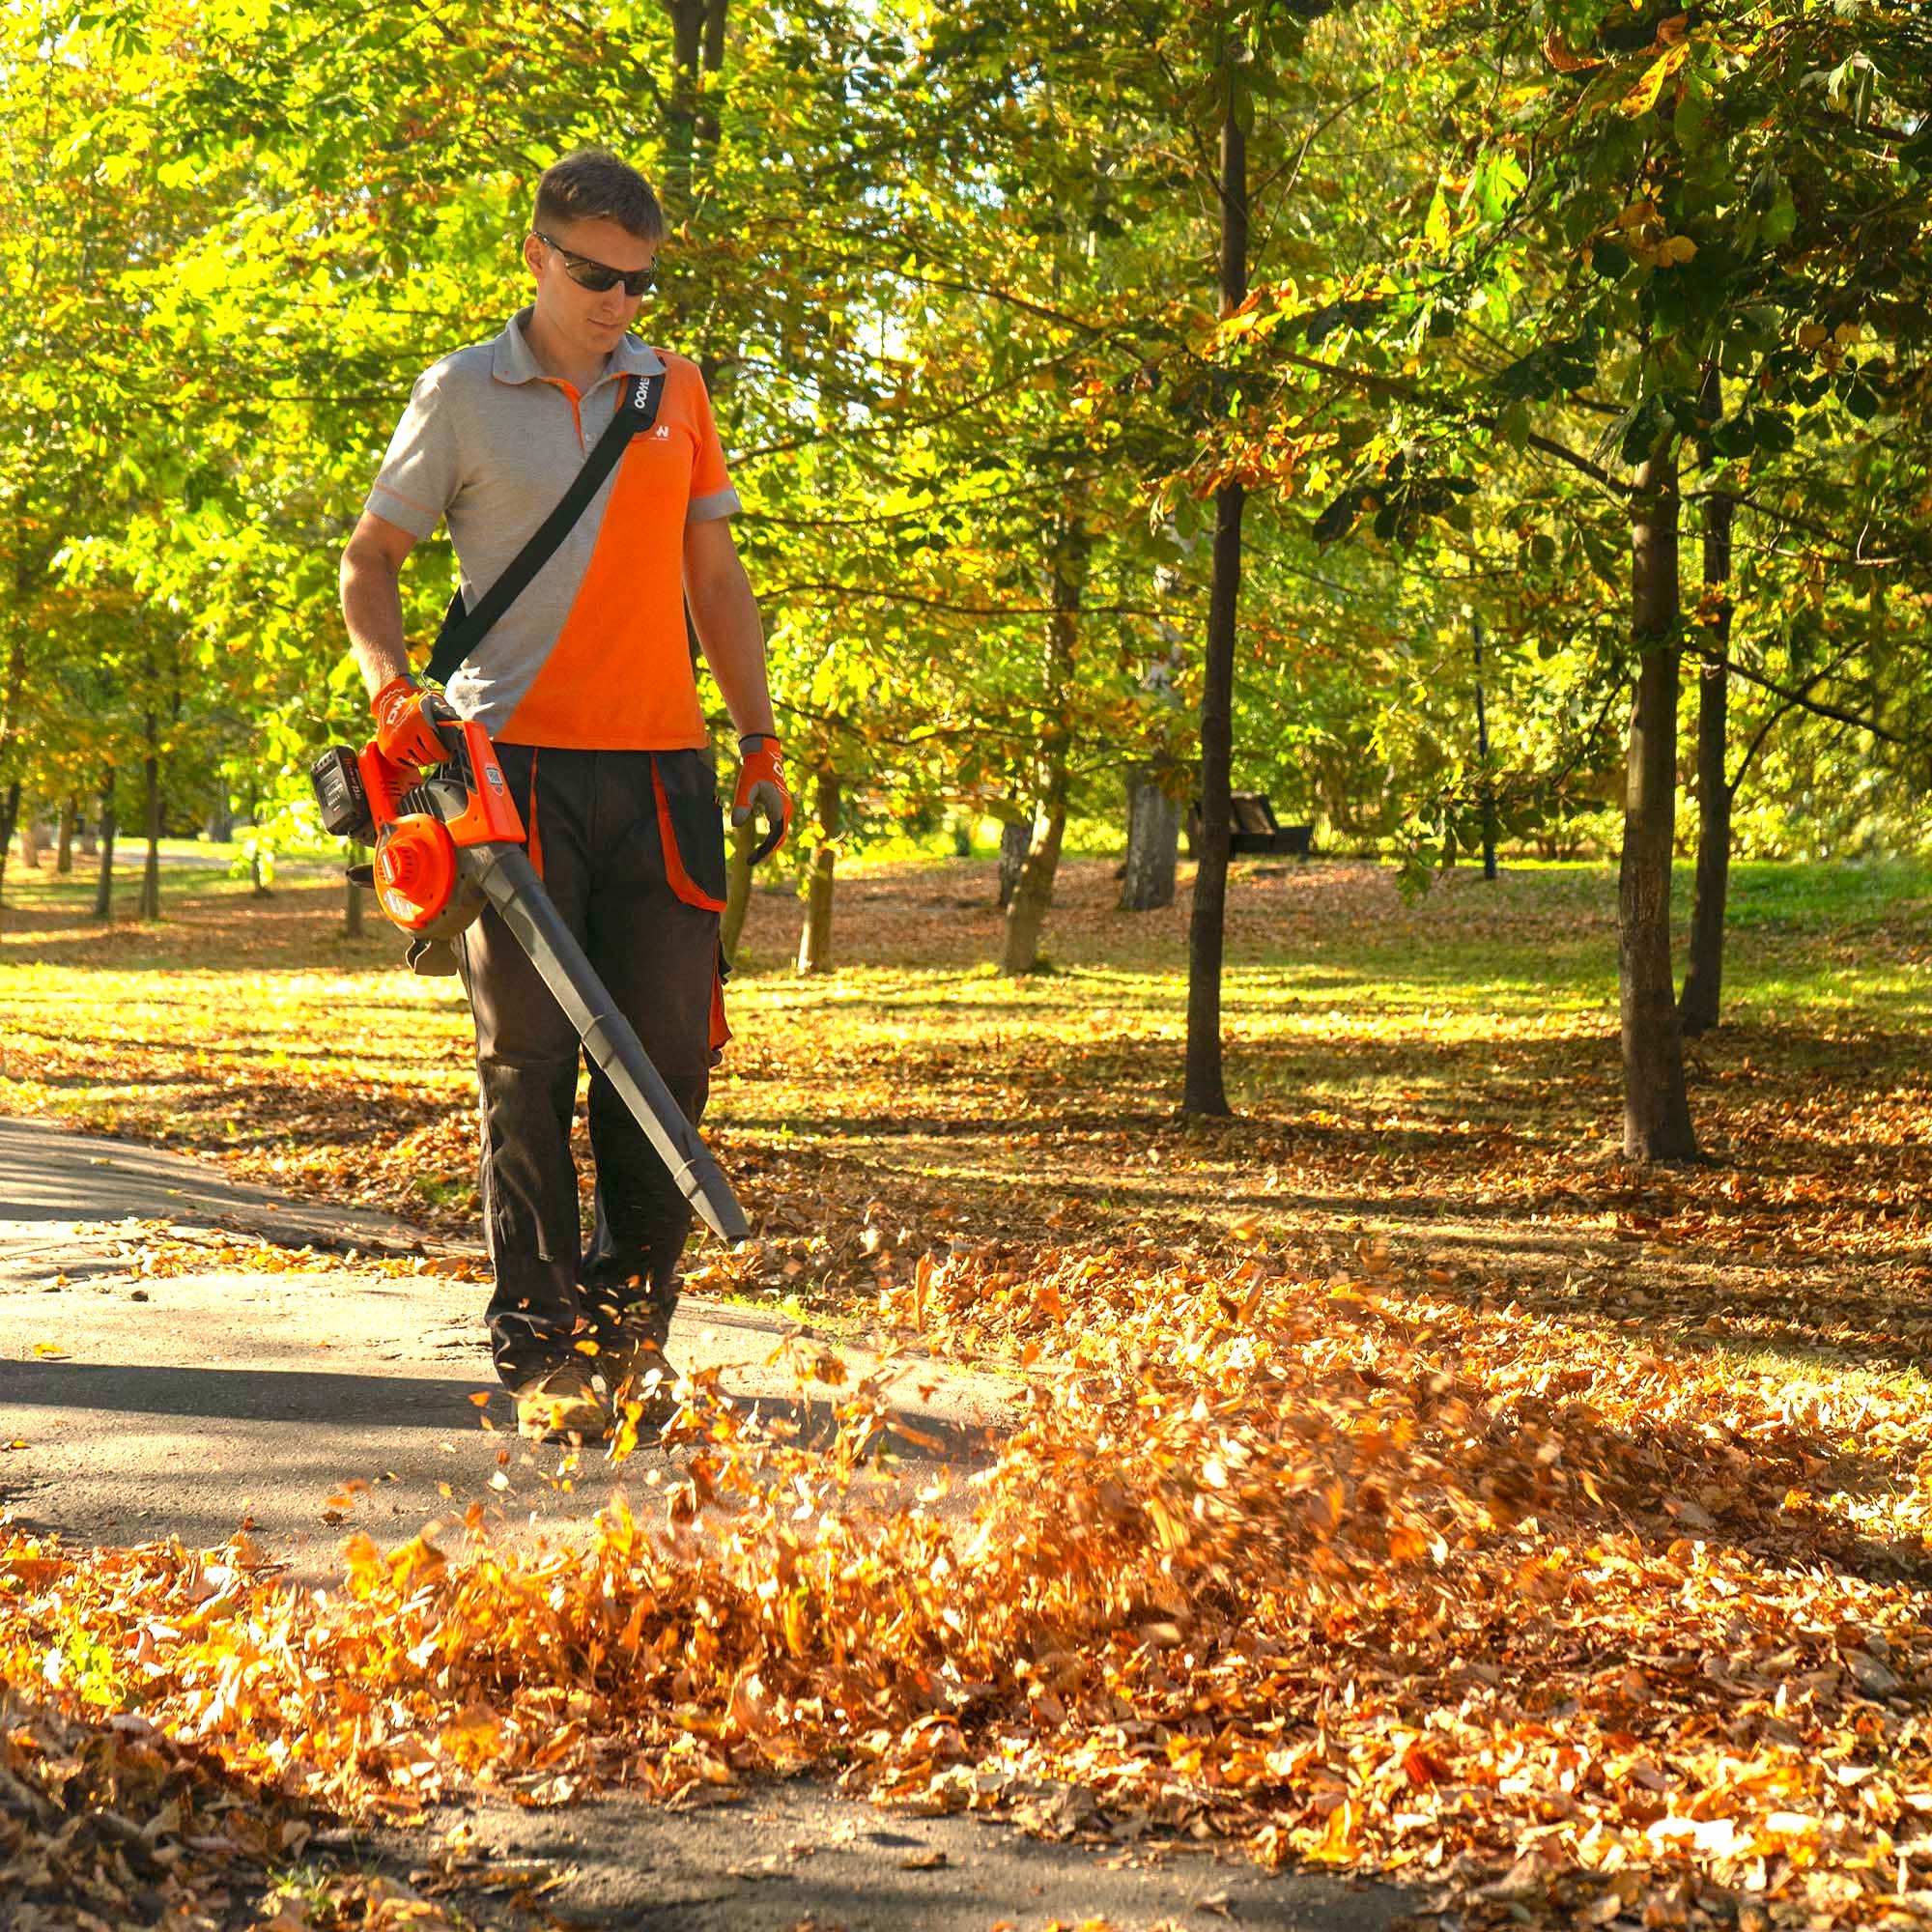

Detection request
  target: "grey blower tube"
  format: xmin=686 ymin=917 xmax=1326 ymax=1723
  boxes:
xmin=460 ymin=842 xmax=751 ymax=1243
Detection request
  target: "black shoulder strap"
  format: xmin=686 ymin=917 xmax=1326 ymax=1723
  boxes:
xmin=425 ymin=366 xmax=667 ymax=689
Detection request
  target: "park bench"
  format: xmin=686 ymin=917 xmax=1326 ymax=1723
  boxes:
xmin=1187 ymin=794 xmax=1314 ymax=858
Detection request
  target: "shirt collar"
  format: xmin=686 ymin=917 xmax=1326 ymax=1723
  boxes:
xmin=492 ymin=307 xmax=667 ymax=386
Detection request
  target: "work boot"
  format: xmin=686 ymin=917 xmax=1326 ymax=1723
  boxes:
xmin=620 ymin=1339 xmax=683 ymax=1433
xmin=589 ymin=1309 xmax=681 ymax=1435
xmin=510 ymin=1359 xmax=608 ymax=1443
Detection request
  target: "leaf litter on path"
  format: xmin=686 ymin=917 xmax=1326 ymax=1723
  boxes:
xmin=6 ymin=1246 xmax=1932 ymax=1928
xmin=4 ymin=856 xmax=1932 ymax=1927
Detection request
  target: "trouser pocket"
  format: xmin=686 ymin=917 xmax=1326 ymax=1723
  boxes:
xmin=651 ymin=755 xmax=727 ymax=909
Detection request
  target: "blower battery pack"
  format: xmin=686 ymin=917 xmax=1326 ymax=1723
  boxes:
xmin=310 ymin=746 xmax=375 ymax=844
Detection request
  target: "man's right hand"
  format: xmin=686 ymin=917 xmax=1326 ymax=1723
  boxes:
xmin=372 ymin=673 xmax=456 ymax=771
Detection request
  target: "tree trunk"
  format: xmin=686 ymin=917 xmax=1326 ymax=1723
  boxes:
xmin=1183 ymin=65 xmax=1247 ymax=1118
xmin=1619 ymin=446 xmax=1698 ymax=1162
xmin=92 ymin=769 xmax=116 ymax=921
xmin=795 ymin=767 xmax=840 ymax=975
xmin=1121 ymin=761 xmax=1179 ymax=910
xmin=0 ymin=779 xmax=18 ymax=909
xmin=56 ymin=796 xmax=75 ymax=874
xmin=0 ymin=603 xmax=23 ymax=915
xmin=1001 ymin=805 xmax=1066 ymax=975
xmin=664 ymin=0 xmax=708 ymax=210
xmin=140 ymin=725 xmax=162 ymax=923
xmin=1473 ymin=616 xmax=1498 ymax=880
xmin=698 ymin=0 xmax=727 ymax=158
xmin=722 ymin=816 xmax=755 ymax=960
xmin=344 ymin=841 xmax=365 ymax=937
xmin=997 ymin=820 xmax=1028 ymax=908
xmin=1678 ymin=476 xmax=1735 ymax=1036
xmin=1001 ymin=512 xmax=1089 ymax=977
xmin=243 ymin=785 xmax=269 ymax=896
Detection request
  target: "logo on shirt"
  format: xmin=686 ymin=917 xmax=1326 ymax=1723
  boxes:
xmin=651 ymin=424 xmax=671 ymax=440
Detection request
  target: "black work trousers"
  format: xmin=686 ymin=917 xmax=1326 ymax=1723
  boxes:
xmin=457 ymin=745 xmax=725 ymax=1384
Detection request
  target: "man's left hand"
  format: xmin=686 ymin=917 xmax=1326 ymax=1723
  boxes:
xmin=733 ymin=735 xmax=793 ymax=865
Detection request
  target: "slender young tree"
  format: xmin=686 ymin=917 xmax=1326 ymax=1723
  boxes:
xmin=1183 ymin=28 xmax=1249 ymax=1116
xmin=1619 ymin=448 xmax=1697 ymax=1157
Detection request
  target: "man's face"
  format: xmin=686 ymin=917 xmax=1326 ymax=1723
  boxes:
xmin=524 ymin=216 xmax=658 ymax=361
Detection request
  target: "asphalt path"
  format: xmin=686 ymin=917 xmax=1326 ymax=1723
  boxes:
xmin=0 ymin=1116 xmax=1009 ymax=1575
xmin=0 ymin=1115 xmax=1416 ymax=1930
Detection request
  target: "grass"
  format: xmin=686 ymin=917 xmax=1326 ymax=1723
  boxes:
xmin=1 ymin=845 xmax=1928 ymax=1376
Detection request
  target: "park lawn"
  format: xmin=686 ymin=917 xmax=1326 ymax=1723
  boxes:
xmin=4 ymin=850 xmax=1932 ymax=1929
xmin=4 ymin=847 xmax=1924 ymax=1373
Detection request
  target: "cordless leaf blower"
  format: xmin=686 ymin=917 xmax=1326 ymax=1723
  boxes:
xmin=308 ymin=720 xmax=750 ymax=1244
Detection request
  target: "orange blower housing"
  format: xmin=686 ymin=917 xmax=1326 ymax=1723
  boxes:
xmin=306 ymin=711 xmax=753 ymax=1242
xmin=362 ymin=721 xmax=525 ymax=938
xmin=373 ymin=814 xmax=459 ymax=930
xmin=310 ymin=719 xmax=526 ymax=941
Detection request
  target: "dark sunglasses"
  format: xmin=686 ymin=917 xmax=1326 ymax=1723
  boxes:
xmin=532 ymin=231 xmax=657 ymax=297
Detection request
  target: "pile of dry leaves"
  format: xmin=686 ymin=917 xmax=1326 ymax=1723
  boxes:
xmin=6 ymin=1242 xmax=1930 ymax=1930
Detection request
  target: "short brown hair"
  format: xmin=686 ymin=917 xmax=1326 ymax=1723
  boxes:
xmin=532 ymin=149 xmax=664 ymax=243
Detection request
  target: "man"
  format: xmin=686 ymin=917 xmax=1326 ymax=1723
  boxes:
xmin=339 ymin=148 xmax=789 ymax=1442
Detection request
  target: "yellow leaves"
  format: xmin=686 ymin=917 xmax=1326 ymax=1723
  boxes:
xmin=438 ymin=1700 xmax=502 ymax=1765
xmin=8 ymin=867 xmax=1932 ymax=1930
xmin=1217 ymin=302 xmax=1278 ymax=346
xmin=1621 ymin=41 xmax=1690 ymax=118
xmin=1797 ymin=323 xmax=1861 ymax=356
xmin=1141 ymin=1493 xmax=1190 ymax=1552
xmin=340 ymin=1530 xmax=384 ymax=1591
xmin=1302 ymin=1798 xmax=1360 ymax=1862
xmin=1609 ymin=198 xmax=1697 ymax=269
xmin=30 ymin=1341 xmax=69 ymax=1359
xmin=781 ymin=1585 xmax=811 ymax=1659
xmin=1299 ymin=1479 xmax=1347 ymax=1538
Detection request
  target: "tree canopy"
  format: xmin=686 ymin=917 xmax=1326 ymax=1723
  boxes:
xmin=1 ymin=0 xmax=1927 ymax=1129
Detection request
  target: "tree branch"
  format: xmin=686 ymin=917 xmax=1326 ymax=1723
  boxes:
xmin=1725 ymin=637 xmax=1872 ymax=791
xmin=1263 ymin=345 xmax=1634 ymax=498
xmin=1524 ymin=432 xmax=1632 ymax=497
xmin=763 ymin=580 xmax=1158 ymax=621
xmin=1682 ymin=643 xmax=1901 ymax=744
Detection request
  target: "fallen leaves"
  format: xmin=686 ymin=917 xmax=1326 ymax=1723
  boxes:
xmin=5 ymin=1243 xmax=1932 ymax=1926
xmin=5 ymin=857 xmax=1932 ymax=1928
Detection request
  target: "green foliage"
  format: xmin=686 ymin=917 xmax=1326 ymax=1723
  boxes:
xmin=1 ymin=0 xmax=1926 ymax=909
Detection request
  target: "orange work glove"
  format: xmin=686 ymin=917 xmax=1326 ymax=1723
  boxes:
xmin=372 ymin=673 xmax=456 ymax=772
xmin=732 ymin=734 xmax=793 ymax=865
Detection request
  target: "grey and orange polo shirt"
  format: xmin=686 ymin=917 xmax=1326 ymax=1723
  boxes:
xmin=366 ymin=308 xmax=740 ymax=751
